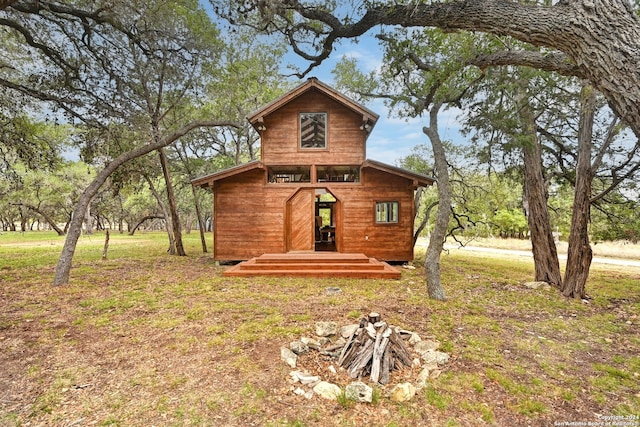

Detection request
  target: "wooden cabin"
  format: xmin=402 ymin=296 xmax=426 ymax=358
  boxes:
xmin=192 ymin=78 xmax=434 ymax=276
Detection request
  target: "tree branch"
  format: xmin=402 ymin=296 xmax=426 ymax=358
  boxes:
xmin=468 ymin=50 xmax=585 ymax=78
xmin=0 ymin=17 xmax=76 ymax=73
xmin=275 ymin=0 xmax=571 ymax=76
xmin=0 ymin=76 xmax=100 ymax=126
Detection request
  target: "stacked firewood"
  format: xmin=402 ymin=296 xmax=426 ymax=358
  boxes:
xmin=337 ymin=312 xmax=413 ymax=384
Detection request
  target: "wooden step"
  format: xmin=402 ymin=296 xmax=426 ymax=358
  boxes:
xmin=239 ymin=262 xmax=388 ymax=271
xmin=222 ymin=252 xmax=401 ymax=279
xmin=253 ymin=252 xmax=372 ymax=264
xmin=223 ymin=268 xmax=401 ymax=279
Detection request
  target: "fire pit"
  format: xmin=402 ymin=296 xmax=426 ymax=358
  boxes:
xmin=281 ymin=312 xmax=451 ymax=402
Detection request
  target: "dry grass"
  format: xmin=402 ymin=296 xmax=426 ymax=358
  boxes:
xmin=1 ymin=231 xmax=639 ymax=426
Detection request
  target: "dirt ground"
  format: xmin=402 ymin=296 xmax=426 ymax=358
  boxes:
xmin=1 ymin=237 xmax=639 ymax=426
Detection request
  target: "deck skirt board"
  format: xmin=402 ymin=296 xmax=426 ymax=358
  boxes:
xmin=254 ymin=253 xmax=372 ymax=263
xmin=239 ymin=263 xmax=387 ymax=271
xmin=223 ymin=253 xmax=401 ymax=279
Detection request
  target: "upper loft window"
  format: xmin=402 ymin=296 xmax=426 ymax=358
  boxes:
xmin=317 ymin=165 xmax=360 ymax=183
xmin=300 ymin=112 xmax=326 ymax=148
xmin=268 ymin=165 xmax=311 ymax=183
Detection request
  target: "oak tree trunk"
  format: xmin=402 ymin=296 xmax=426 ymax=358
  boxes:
xmin=422 ymin=103 xmax=449 ymax=301
xmin=516 ymin=82 xmax=563 ymax=287
xmin=562 ymin=83 xmax=595 ymax=299
xmin=52 ymin=120 xmax=237 ymax=285
xmin=158 ymin=148 xmax=186 ymax=256
xmin=19 ymin=211 xmax=26 ymax=232
xmin=12 ymin=203 xmax=65 ymax=236
xmin=357 ymin=0 xmax=640 ymax=141
xmin=276 ymin=0 xmax=640 ymax=158
xmin=145 ymin=174 xmax=176 ymax=254
xmin=84 ymin=198 xmax=93 ymax=235
xmin=128 ymin=215 xmax=165 ymax=236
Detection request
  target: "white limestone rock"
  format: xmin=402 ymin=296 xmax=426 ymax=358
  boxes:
xmin=300 ymin=336 xmax=321 ymax=350
xmin=415 ymin=363 xmax=439 ymax=390
xmin=345 ymin=381 xmax=373 ymax=403
xmin=389 ymin=383 xmax=416 ymax=402
xmin=524 ymin=281 xmax=552 ymax=290
xmin=280 ymin=346 xmax=297 ymax=368
xmin=313 ymin=381 xmax=342 ymax=400
xmin=340 ymin=324 xmax=359 ymax=338
xmin=414 ymin=339 xmax=441 ymax=354
xmin=289 ymin=371 xmax=320 ymax=385
xmin=315 ymin=321 xmax=339 ymax=337
xmin=290 ymin=340 xmax=310 ymax=355
xmin=420 ymin=349 xmax=450 ymax=365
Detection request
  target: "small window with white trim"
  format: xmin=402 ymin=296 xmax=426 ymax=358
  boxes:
xmin=376 ymin=201 xmax=399 ymax=224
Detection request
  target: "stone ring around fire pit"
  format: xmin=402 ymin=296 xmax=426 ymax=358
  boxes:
xmin=280 ymin=313 xmax=450 ymax=403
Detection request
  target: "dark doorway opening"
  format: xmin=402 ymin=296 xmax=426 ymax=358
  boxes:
xmin=315 ymin=190 xmax=337 ymax=251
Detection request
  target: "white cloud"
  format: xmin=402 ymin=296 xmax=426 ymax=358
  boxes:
xmin=367 ymin=145 xmax=413 ymax=164
xmin=339 ymin=48 xmax=384 ymax=74
xmin=367 ymin=119 xmax=426 ymax=163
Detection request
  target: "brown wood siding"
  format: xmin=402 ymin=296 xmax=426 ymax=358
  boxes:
xmin=214 ymin=171 xmax=415 ymax=261
xmin=213 ymin=175 xmax=318 ymax=260
xmin=328 ymin=169 xmax=415 ymax=262
xmin=213 ymin=169 xmax=284 ymax=260
xmin=209 ymin=82 xmax=422 ymax=263
xmin=261 ymin=89 xmax=366 ymax=165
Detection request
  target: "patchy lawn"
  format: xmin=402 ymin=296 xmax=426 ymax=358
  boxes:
xmin=1 ymin=232 xmax=638 ymax=426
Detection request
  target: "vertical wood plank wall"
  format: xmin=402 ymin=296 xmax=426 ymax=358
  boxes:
xmin=213 ymin=169 xmax=415 ymax=262
xmin=211 ymin=86 xmax=417 ymax=263
xmin=261 ymin=89 xmax=366 ymax=166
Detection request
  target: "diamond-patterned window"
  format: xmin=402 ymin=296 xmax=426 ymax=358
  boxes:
xmin=300 ymin=113 xmax=326 ymax=148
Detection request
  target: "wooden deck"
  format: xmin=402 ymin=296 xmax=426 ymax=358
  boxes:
xmin=222 ymin=252 xmax=401 ymax=279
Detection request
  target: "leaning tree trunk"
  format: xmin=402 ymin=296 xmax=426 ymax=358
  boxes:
xmin=360 ymin=0 xmax=640 ymax=141
xmin=563 ymin=83 xmax=595 ymax=299
xmin=158 ymin=148 xmax=186 ymax=256
xmin=422 ymin=103 xmax=449 ymax=301
xmin=54 ymin=185 xmax=102 ymax=285
xmin=63 ymin=211 xmax=72 ymax=233
xmin=517 ymin=83 xmax=563 ymax=288
xmin=128 ymin=215 xmax=165 ymax=236
xmin=53 ymin=120 xmax=238 ymax=286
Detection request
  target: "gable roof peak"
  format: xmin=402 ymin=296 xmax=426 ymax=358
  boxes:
xmin=247 ymin=78 xmax=378 ymax=133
